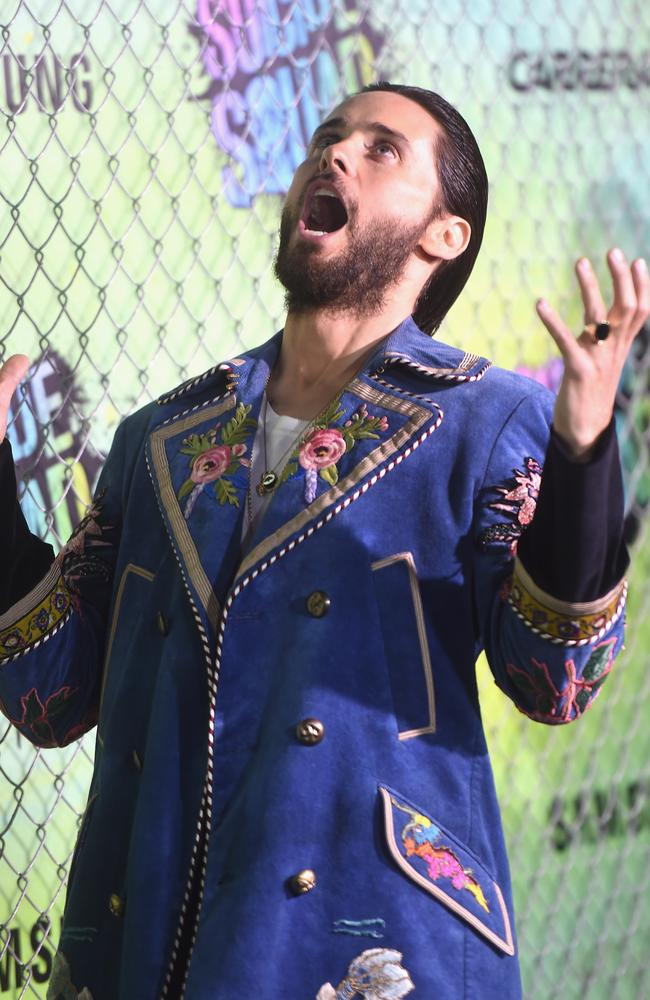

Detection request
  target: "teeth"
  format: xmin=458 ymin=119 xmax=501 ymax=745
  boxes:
xmin=314 ymin=188 xmax=339 ymax=198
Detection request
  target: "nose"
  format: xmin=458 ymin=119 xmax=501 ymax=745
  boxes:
xmin=318 ymin=139 xmax=353 ymax=176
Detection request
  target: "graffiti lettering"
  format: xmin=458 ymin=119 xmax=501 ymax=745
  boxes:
xmin=1 ymin=51 xmax=93 ymax=114
xmin=509 ymin=49 xmax=650 ymax=92
xmin=7 ymin=354 xmax=102 ymax=545
xmin=0 ymin=917 xmax=60 ymax=991
xmin=192 ymin=0 xmax=384 ymax=206
xmin=549 ymin=777 xmax=650 ymax=851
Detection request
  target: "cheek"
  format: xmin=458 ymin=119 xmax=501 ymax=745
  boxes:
xmin=372 ymin=182 xmax=433 ymax=227
xmin=284 ymin=160 xmax=312 ymax=213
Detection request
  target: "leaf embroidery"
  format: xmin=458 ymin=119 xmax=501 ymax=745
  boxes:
xmin=505 ymin=638 xmax=616 ymax=723
xmin=9 ymin=685 xmax=91 ymax=748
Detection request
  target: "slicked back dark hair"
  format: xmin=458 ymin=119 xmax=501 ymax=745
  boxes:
xmin=359 ymin=82 xmax=488 ymax=335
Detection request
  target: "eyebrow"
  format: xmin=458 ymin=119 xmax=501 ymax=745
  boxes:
xmin=310 ymin=117 xmax=410 ymax=147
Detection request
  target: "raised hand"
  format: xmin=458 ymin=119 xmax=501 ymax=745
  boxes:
xmin=0 ymin=355 xmax=30 ymax=445
xmin=536 ymin=249 xmax=650 ymax=460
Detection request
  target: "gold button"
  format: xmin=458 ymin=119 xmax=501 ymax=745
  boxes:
xmin=108 ymin=893 xmax=125 ymax=917
xmin=288 ymin=869 xmax=317 ymax=895
xmin=306 ymin=591 xmax=330 ymax=618
xmin=156 ymin=611 xmax=169 ymax=636
xmin=296 ymin=718 xmax=325 ymax=746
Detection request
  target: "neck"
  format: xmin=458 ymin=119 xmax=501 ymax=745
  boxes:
xmin=268 ymin=305 xmax=409 ymax=418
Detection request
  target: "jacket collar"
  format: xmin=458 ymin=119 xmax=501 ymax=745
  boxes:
xmin=145 ymin=317 xmax=489 ymax=643
xmin=366 ymin=315 xmax=491 ymax=383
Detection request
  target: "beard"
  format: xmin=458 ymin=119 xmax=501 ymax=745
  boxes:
xmin=273 ymin=198 xmax=431 ymax=319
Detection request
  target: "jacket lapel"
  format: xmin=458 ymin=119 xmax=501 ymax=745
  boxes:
xmin=236 ymin=371 xmax=443 ymax=583
xmin=235 ymin=317 xmax=489 ymax=585
xmin=146 ymin=338 xmax=280 ymax=639
xmin=146 ymin=317 xmax=490 ymax=633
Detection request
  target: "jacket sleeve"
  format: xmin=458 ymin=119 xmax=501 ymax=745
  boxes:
xmin=0 ymin=422 xmax=128 ymax=748
xmin=472 ymin=388 xmax=628 ymax=725
xmin=0 ymin=439 xmax=57 ymax=611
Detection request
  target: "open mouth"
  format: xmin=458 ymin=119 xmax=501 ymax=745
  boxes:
xmin=302 ymin=187 xmax=349 ymax=236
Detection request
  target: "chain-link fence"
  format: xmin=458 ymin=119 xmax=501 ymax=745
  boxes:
xmin=0 ymin=1 xmax=649 ymax=996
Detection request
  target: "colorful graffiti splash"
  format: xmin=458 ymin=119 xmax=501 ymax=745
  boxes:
xmin=191 ymin=0 xmax=384 ymax=206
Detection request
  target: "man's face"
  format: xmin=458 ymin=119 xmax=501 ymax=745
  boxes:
xmin=274 ymin=90 xmax=443 ymax=317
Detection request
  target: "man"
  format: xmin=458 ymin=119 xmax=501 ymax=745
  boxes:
xmin=0 ymin=82 xmax=647 ymax=999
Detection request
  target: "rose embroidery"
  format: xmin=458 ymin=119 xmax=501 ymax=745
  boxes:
xmin=177 ymin=404 xmax=256 ymax=515
xmin=280 ymin=397 xmax=389 ymax=503
xmin=299 ymin=428 xmax=347 ymax=471
xmin=191 ymin=443 xmax=247 ymax=484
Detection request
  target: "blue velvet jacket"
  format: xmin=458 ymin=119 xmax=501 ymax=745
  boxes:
xmin=0 ymin=318 xmax=627 ymax=1000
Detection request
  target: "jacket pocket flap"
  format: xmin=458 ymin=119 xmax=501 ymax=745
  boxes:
xmin=380 ymin=786 xmax=515 ymax=956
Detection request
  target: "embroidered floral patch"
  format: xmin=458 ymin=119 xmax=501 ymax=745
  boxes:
xmin=316 ymin=947 xmax=414 ymax=1000
xmin=381 ymin=788 xmax=515 ymax=955
xmin=391 ymin=797 xmax=489 ymax=912
xmin=46 ymin=950 xmax=93 ymax=1000
xmin=277 ymin=395 xmax=389 ymax=503
xmin=506 ymin=637 xmax=616 ymax=723
xmin=59 ymin=489 xmax=116 ymax=600
xmin=177 ymin=402 xmax=256 ymax=515
xmin=8 ymin=684 xmax=95 ymax=747
xmin=479 ymin=456 xmax=542 ymax=553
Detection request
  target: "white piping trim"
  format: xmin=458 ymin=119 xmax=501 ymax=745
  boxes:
xmin=507 ymin=581 xmax=628 ymax=647
xmin=156 ymin=364 xmax=234 ymax=405
xmin=374 ymin=355 xmax=492 ymax=385
xmin=371 ymin=552 xmax=436 ymax=740
xmin=145 ymin=447 xmax=217 ymax=1000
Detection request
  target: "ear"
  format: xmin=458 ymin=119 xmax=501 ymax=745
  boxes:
xmin=419 ymin=215 xmax=471 ymax=261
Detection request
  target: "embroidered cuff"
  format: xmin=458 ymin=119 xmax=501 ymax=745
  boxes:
xmin=506 ymin=557 xmax=626 ymax=646
xmin=0 ymin=562 xmax=73 ymax=663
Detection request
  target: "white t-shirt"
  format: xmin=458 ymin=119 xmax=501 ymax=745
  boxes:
xmin=242 ymin=394 xmax=309 ymax=540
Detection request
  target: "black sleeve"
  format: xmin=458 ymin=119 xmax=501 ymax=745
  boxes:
xmin=0 ymin=438 xmax=56 ymax=615
xmin=516 ymin=418 xmax=629 ymax=602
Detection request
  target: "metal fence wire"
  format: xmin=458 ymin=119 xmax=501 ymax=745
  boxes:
xmin=1 ymin=1 xmax=649 ymax=997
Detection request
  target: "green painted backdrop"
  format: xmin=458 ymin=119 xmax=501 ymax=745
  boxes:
xmin=0 ymin=1 xmax=648 ymax=996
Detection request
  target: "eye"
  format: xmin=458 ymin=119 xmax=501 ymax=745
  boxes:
xmin=311 ymin=132 xmax=339 ymax=151
xmin=373 ymin=140 xmax=398 ymax=157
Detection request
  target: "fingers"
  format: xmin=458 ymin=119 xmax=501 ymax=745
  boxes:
xmin=535 ymin=298 xmax=579 ymax=359
xmin=631 ymin=257 xmax=650 ymax=335
xmin=607 ymin=248 xmax=638 ymax=325
xmin=576 ymin=257 xmax=607 ymax=323
xmin=575 ymin=250 xmax=649 ymax=343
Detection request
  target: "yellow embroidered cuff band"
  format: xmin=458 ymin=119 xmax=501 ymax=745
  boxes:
xmin=0 ymin=564 xmax=73 ymax=663
xmin=506 ymin=557 xmax=627 ymax=647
